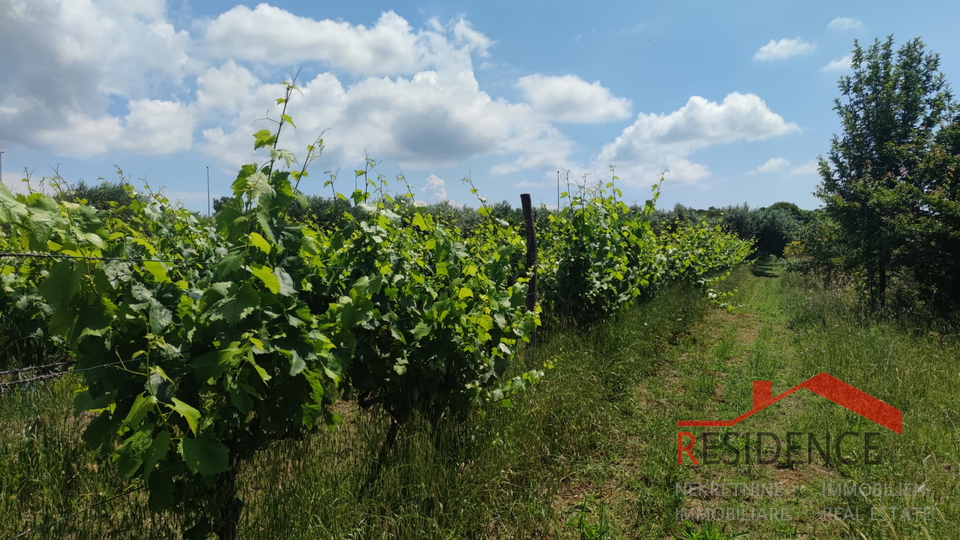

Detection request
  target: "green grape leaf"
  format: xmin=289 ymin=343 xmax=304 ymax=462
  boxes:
xmin=179 ymin=437 xmax=230 ymax=476
xmin=143 ymin=429 xmax=172 ymax=482
xmin=253 ymin=129 xmax=275 ymax=150
xmin=412 ymin=213 xmax=428 ymax=231
xmin=121 ymin=393 xmax=157 ymax=431
xmin=250 ymin=264 xmax=281 ymax=294
xmin=412 ymin=322 xmax=431 ymax=339
xmin=39 ymin=260 xmax=83 ymax=310
xmin=249 ymin=232 xmax=271 ymax=254
xmin=216 ymin=282 xmax=259 ymax=325
xmin=115 ymin=427 xmax=153 ymax=479
xmin=143 ymin=261 xmax=170 ymax=283
xmin=274 ymin=267 xmax=297 ymax=296
xmin=169 ymin=398 xmax=200 ymax=436
xmin=289 ymin=349 xmax=306 ymax=376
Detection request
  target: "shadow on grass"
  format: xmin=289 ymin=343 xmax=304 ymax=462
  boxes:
xmin=751 ymin=254 xmax=781 ymax=278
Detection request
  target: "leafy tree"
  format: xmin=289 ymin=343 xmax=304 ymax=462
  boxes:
xmin=211 ymin=196 xmax=232 ymax=214
xmin=651 ymin=203 xmax=706 ymax=233
xmin=786 ymin=209 xmax=847 ymax=284
xmin=754 ymin=207 xmax=801 ymax=257
xmin=767 ymin=201 xmax=809 ymax=223
xmin=56 ymin=179 xmax=147 ymax=224
xmin=816 ymin=36 xmax=954 ymax=310
xmin=490 ymin=199 xmax=522 ymax=225
xmin=650 ymin=202 xmax=802 ymax=257
xmin=718 ymin=203 xmax=757 ymax=244
xmin=886 ymin=117 xmax=960 ymax=315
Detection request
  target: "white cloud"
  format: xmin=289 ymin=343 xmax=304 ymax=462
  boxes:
xmin=517 ymin=74 xmax=632 ymax=123
xmin=1 ymin=3 xmax=573 ymax=174
xmin=821 ymin=56 xmax=853 ymax=72
xmin=204 ymin=7 xmax=418 ymax=75
xmin=595 ymin=93 xmax=799 ymax=185
xmin=121 ymin=99 xmax=196 ymax=154
xmin=753 ymin=38 xmax=816 ymax=61
xmin=195 ymin=60 xmax=261 ymax=115
xmin=0 ymin=0 xmax=195 ymax=154
xmin=94 ymin=0 xmax=167 ymax=20
xmin=33 ymin=114 xmax=124 ymax=156
xmin=490 ymin=124 xmax=577 ymax=175
xmin=654 ymin=160 xmax=711 ymax=184
xmin=421 ymin=174 xmax=448 ymax=200
xmin=789 ymin=161 xmax=819 ymax=176
xmin=203 ymin=6 xmax=489 ymax=76
xmin=515 ymin=179 xmax=552 ymax=189
xmin=749 ymin=157 xmax=790 ymax=174
xmin=32 ymin=99 xmax=194 ymax=157
xmin=453 ymin=18 xmax=494 ymax=57
xmin=828 ymin=17 xmax=866 ymax=32
xmin=195 ymin=65 xmax=573 ymax=177
xmin=0 ymin=4 xmax=808 ymax=199
xmin=620 ymin=22 xmax=649 ymax=35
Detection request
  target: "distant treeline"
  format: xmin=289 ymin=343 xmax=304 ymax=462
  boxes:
xmin=649 ymin=201 xmax=808 ymax=258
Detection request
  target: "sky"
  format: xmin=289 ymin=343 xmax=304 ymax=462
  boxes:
xmin=1 ymin=0 xmax=959 ymax=213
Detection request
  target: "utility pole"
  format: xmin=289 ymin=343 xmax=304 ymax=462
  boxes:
xmin=0 ymin=151 xmax=4 ymax=186
xmin=556 ymin=170 xmax=560 ymax=210
xmin=206 ymin=166 xmax=211 ymax=218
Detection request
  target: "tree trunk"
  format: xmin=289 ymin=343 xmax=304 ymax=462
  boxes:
xmin=878 ymin=256 xmax=887 ymax=310
xmin=866 ymin=262 xmax=878 ymax=311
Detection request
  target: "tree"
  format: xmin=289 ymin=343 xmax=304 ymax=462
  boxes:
xmin=211 ymin=196 xmax=233 ymax=214
xmin=754 ymin=206 xmax=800 ymax=257
xmin=816 ymin=36 xmax=954 ymax=310
xmin=718 ymin=203 xmax=757 ymax=244
xmin=887 ymin=117 xmax=960 ymax=316
xmin=767 ymin=201 xmax=810 ymax=223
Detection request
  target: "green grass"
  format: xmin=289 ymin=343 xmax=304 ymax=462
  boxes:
xmin=2 ymin=268 xmax=959 ymax=539
xmin=750 ymin=254 xmax=781 ymax=279
xmin=0 ymin=377 xmax=181 ymax=538
xmin=658 ymin=267 xmax=959 ymax=539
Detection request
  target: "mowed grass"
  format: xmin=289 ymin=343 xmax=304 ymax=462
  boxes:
xmin=1 ymin=267 xmax=958 ymax=539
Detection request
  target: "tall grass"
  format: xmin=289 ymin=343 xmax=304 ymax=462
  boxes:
xmin=779 ymin=272 xmax=960 ymax=539
xmin=0 ymin=283 xmax=709 ymax=539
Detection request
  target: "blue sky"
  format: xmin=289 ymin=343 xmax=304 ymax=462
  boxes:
xmin=2 ymin=0 xmax=958 ymax=212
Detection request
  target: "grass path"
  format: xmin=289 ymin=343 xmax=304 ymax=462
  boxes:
xmin=554 ymin=264 xmax=957 ymax=539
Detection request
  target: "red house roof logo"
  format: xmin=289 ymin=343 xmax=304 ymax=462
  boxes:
xmin=677 ymin=373 xmax=902 ymax=434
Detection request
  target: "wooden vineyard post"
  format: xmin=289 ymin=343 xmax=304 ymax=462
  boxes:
xmin=520 ymin=194 xmax=538 ymax=345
